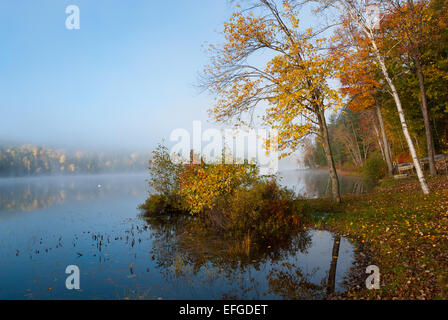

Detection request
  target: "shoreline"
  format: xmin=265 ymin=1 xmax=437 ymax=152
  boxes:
xmin=303 ymin=175 xmax=448 ymax=299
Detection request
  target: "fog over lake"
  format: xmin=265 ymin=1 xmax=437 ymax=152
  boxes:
xmin=0 ymin=170 xmax=364 ymax=300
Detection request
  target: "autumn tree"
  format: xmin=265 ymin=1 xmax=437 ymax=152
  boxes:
xmin=331 ymin=23 xmax=395 ymax=175
xmin=201 ymin=0 xmax=343 ymax=202
xmin=315 ymin=0 xmax=430 ymax=194
xmin=379 ymin=0 xmax=438 ymax=175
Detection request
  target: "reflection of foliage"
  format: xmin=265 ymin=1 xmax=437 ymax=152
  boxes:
xmin=141 ymin=163 xmax=314 ymax=279
xmin=0 ymin=177 xmax=144 ymax=212
xmin=0 ymin=144 xmax=150 ymax=177
xmin=285 ymin=170 xmax=373 ymax=199
xmin=177 ymin=220 xmax=313 ymax=269
xmin=143 ymin=209 xmax=319 ymax=299
xmin=268 ymin=262 xmax=324 ymax=300
xmin=0 ymin=184 xmax=67 ymax=212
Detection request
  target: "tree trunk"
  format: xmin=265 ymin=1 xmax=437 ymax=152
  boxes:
xmin=317 ymin=109 xmax=341 ymax=203
xmin=339 ymin=0 xmax=430 ymax=194
xmin=372 ymin=120 xmax=385 ymax=161
xmin=369 ymin=37 xmax=430 ymax=194
xmin=375 ymin=104 xmax=394 ymax=177
xmin=349 ymin=119 xmax=363 ymax=166
xmin=415 ymin=58 xmax=437 ymax=176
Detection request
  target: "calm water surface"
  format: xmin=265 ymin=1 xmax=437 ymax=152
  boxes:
xmin=0 ymin=171 xmax=362 ymax=300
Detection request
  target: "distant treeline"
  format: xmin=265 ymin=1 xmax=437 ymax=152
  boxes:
xmin=0 ymin=145 xmax=151 ymax=177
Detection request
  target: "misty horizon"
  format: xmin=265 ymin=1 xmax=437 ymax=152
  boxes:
xmin=0 ymin=1 xmax=318 ymax=155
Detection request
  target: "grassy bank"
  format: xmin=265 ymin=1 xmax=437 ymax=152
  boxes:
xmin=305 ymin=175 xmax=448 ymax=300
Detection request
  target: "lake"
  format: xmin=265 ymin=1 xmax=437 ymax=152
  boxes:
xmin=0 ymin=171 xmax=365 ymax=300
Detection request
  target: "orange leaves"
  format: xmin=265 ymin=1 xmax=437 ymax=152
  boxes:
xmin=331 ymin=27 xmax=380 ymax=112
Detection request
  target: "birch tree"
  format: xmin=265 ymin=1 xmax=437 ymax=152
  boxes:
xmin=331 ymin=21 xmax=394 ymax=175
xmin=317 ymin=0 xmax=430 ymax=194
xmin=380 ymin=0 xmax=437 ymax=175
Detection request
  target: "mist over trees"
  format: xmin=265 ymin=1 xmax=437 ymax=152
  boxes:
xmin=0 ymin=144 xmax=151 ymax=177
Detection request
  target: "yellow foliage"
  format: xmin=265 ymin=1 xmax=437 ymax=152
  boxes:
xmin=179 ymin=163 xmax=258 ymax=214
xmin=204 ymin=0 xmax=342 ymax=157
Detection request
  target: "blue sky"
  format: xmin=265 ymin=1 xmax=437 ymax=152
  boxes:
xmin=0 ymin=0 xmax=234 ymax=151
xmin=0 ymin=0 xmax=319 ymax=152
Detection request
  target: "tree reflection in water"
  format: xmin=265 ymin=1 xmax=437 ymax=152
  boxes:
xmin=326 ymin=235 xmax=341 ymax=295
xmin=143 ymin=211 xmax=347 ymax=299
xmin=278 ymin=169 xmax=373 ymax=199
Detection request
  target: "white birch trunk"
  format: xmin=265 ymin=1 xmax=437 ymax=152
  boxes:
xmin=337 ymin=0 xmax=430 ymax=194
xmin=369 ymin=38 xmax=430 ymax=194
